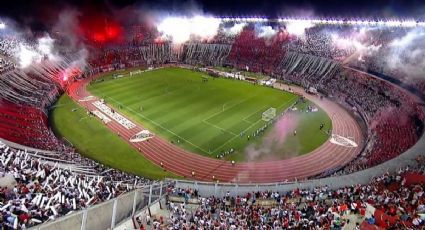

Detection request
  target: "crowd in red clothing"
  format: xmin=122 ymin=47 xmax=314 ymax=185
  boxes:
xmin=0 ymin=26 xmax=423 ymax=179
xmin=227 ymin=29 xmax=287 ymax=74
xmin=0 ymin=101 xmax=63 ymax=151
xmin=0 ymin=22 xmax=424 ymax=229
xmin=317 ymin=69 xmax=424 ymax=175
xmin=163 ymin=161 xmax=425 ymax=229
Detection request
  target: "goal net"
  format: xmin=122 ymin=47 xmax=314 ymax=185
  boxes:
xmin=262 ymin=107 xmax=276 ymax=122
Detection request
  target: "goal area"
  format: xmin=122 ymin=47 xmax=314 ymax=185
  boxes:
xmin=262 ymin=107 xmax=276 ymax=122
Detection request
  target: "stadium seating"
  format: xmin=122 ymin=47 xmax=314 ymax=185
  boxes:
xmin=144 ymin=163 xmax=425 ymax=229
xmin=0 ymin=139 xmax=150 ymax=229
xmin=0 ymin=22 xmax=424 ymax=229
xmin=227 ymin=28 xmax=286 ymax=74
xmin=9 ymin=24 xmax=422 ymax=178
xmin=0 ymin=101 xmax=62 ymax=151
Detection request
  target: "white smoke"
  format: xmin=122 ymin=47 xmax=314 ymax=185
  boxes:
xmin=13 ymin=35 xmax=60 ymax=68
xmin=384 ymin=29 xmax=425 ymax=78
xmin=222 ymin=23 xmax=246 ymax=36
xmin=61 ymin=49 xmax=88 ymax=81
xmin=156 ymin=15 xmax=220 ymax=43
xmin=51 ymin=9 xmax=82 ymax=50
xmin=2 ymin=8 xmax=88 ymax=75
xmin=68 ymin=49 xmax=88 ymax=70
xmin=15 ymin=44 xmax=40 ymax=68
xmin=331 ymin=32 xmax=381 ymax=60
xmin=285 ymin=20 xmax=314 ymax=36
xmin=37 ymin=35 xmax=60 ymax=61
xmin=390 ymin=30 xmax=425 ymax=48
xmin=256 ymin=25 xmax=277 ymax=38
xmin=50 ymin=9 xmax=89 ymax=74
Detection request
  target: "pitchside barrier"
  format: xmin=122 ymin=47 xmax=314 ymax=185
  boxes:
xmin=32 ymin=129 xmax=425 ymax=230
xmin=166 ymin=124 xmax=425 ymax=197
xmin=27 ymin=107 xmax=425 ymax=230
xmin=29 ymin=182 xmax=168 ymax=230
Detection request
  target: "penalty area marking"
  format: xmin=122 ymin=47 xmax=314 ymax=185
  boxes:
xmin=203 ymin=95 xmax=258 ymax=122
xmin=202 ymin=120 xmax=238 ymax=136
xmin=210 ymin=96 xmax=299 ymax=153
xmin=94 ymin=92 xmax=299 ymax=155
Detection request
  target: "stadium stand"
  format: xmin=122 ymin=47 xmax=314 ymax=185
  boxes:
xmin=0 ymin=21 xmax=424 ymax=229
xmin=128 ymin=161 xmax=425 ymax=229
xmin=0 ymin=139 xmax=151 ymax=229
xmin=227 ymin=28 xmax=287 ymax=74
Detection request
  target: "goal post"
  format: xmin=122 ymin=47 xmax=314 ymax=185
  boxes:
xmin=262 ymin=107 xmax=276 ymax=122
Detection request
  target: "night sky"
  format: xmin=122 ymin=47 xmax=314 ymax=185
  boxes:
xmin=1 ymin=0 xmax=425 ymax=31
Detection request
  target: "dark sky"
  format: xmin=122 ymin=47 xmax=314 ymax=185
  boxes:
xmin=1 ymin=0 xmax=425 ymax=31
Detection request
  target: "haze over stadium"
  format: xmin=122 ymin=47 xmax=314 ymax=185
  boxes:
xmin=0 ymin=0 xmax=424 ymax=229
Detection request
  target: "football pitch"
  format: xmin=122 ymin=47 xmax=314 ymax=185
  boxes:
xmin=51 ymin=67 xmax=332 ymax=178
xmin=87 ymin=67 xmax=300 ymax=158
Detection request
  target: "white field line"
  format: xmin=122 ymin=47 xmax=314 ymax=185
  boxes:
xmin=96 ymin=89 xmax=298 ymax=155
xmin=242 ymin=105 xmax=269 ymax=122
xmin=104 ymin=96 xmax=211 ymax=154
xmin=241 ymin=95 xmax=298 ymax=123
xmin=203 ymin=95 xmax=256 ymax=122
xmin=200 ymin=95 xmax=258 ymax=135
xmin=202 ymin=120 xmax=238 ymax=136
xmin=211 ymin=96 xmax=299 ymax=153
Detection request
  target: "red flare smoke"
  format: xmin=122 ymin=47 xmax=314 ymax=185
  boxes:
xmin=78 ymin=12 xmax=123 ymax=45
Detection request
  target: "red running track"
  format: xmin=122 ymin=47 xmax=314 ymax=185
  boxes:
xmin=67 ymin=76 xmax=364 ymax=183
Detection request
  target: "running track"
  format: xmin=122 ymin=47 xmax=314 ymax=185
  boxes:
xmin=67 ymin=75 xmax=364 ymax=183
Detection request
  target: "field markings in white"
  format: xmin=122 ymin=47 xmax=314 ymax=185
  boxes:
xmin=92 ymin=81 xmax=299 ymax=156
xmin=241 ymin=95 xmax=298 ymax=124
xmin=199 ymin=95 xmax=261 ymax=148
xmin=202 ymin=95 xmax=257 ymax=122
xmin=103 ymin=96 xmax=211 ymax=154
xmin=241 ymin=105 xmax=269 ymax=124
xmin=210 ymin=96 xmax=299 ymax=153
xmin=202 ymin=120 xmax=238 ymax=136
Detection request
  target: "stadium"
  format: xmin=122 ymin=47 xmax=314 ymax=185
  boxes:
xmin=0 ymin=0 xmax=424 ymax=229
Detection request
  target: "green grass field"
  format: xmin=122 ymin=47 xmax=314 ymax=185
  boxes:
xmin=85 ymin=67 xmax=331 ymax=161
xmin=227 ymin=100 xmax=332 ymax=162
xmin=50 ymin=67 xmax=332 ymax=179
xmin=50 ymin=95 xmax=179 ymax=180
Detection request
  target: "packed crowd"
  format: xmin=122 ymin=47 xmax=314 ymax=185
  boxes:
xmin=227 ymin=28 xmax=286 ymax=74
xmin=0 ymin=100 xmax=64 ymax=151
xmin=285 ymin=26 xmax=356 ymax=61
xmin=0 ymin=139 xmax=152 ymax=229
xmin=182 ymin=43 xmax=232 ymax=67
xmin=88 ymin=43 xmax=173 ymax=70
xmin=273 ymin=60 xmax=424 ymax=175
xmin=0 ymin=21 xmax=424 ymax=229
xmin=1 ymin=23 xmax=421 ymax=178
xmin=0 ymin=58 xmax=15 ymax=74
xmin=319 ymin=69 xmax=423 ymax=174
xmin=161 ymin=162 xmax=425 ymax=229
